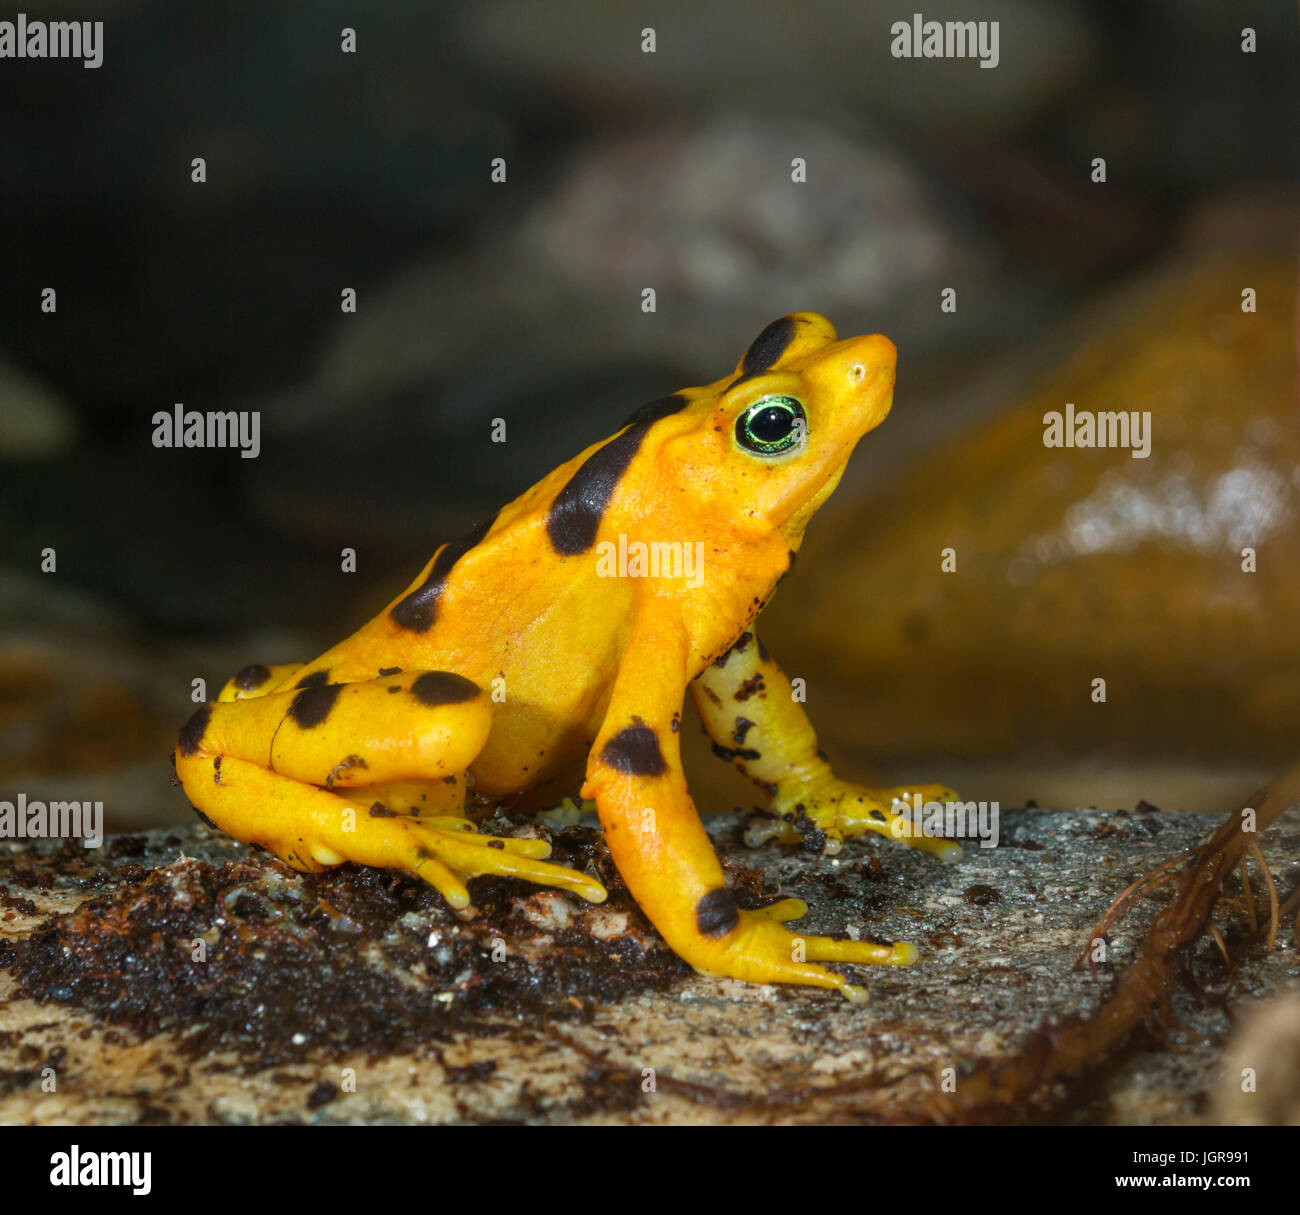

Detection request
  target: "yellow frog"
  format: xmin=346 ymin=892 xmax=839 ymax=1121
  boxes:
xmin=175 ymin=313 xmax=959 ymax=1000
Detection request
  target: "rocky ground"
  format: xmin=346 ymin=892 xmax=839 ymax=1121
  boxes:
xmin=1 ymin=803 xmax=1296 ymax=1125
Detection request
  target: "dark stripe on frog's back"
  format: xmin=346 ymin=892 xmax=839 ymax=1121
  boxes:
xmin=545 ymin=394 xmax=687 ymax=557
xmin=390 ymin=514 xmax=497 ymax=633
xmin=735 ymin=315 xmax=796 ymax=384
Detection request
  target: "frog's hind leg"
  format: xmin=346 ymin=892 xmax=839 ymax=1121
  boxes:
xmin=175 ymin=670 xmax=606 ymax=908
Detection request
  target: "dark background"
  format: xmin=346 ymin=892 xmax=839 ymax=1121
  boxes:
xmin=1 ymin=0 xmax=1296 ymax=826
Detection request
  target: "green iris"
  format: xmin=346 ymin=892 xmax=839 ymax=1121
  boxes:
xmin=735 ymin=396 xmax=806 ymax=455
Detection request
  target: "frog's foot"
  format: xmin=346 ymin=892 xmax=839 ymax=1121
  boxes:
xmin=689 ymin=903 xmax=917 ymax=1002
xmin=336 ymin=799 xmax=609 ymax=909
xmin=751 ymin=779 xmax=964 ymax=862
xmin=178 ymin=753 xmax=607 ymax=909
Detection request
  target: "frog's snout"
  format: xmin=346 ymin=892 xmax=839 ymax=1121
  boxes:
xmin=823 ymin=333 xmax=895 ymax=435
xmin=841 ymin=333 xmax=897 ymax=388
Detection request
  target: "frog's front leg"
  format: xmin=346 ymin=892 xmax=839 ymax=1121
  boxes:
xmin=175 ymin=670 xmax=606 ymax=908
xmin=583 ymin=608 xmax=914 ymax=1001
xmin=692 ymin=631 xmax=963 ymax=862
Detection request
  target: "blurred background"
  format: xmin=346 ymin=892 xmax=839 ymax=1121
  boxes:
xmin=0 ymin=0 xmax=1296 ymax=830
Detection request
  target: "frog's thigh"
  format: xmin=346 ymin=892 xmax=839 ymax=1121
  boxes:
xmin=175 ymin=671 xmax=605 ymax=906
xmin=195 ymin=669 xmax=493 ymax=788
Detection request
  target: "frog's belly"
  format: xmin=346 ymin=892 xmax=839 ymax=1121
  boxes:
xmin=468 ymin=672 xmax=614 ymax=798
xmin=446 ymin=577 xmax=630 ymax=796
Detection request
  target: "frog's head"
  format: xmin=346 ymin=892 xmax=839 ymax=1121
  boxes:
xmin=680 ymin=312 xmax=897 ymax=548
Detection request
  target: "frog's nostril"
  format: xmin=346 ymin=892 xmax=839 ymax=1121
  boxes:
xmin=850 ymin=363 xmax=867 ymax=383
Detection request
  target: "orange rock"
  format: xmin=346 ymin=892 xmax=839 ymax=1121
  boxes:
xmin=772 ymin=254 xmax=1300 ymax=765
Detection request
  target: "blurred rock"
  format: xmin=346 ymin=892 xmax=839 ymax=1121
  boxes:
xmin=0 ymin=0 xmax=511 ymax=413
xmin=1071 ymin=0 xmax=1300 ymax=193
xmin=767 ymin=238 xmax=1300 ymax=769
xmin=460 ymin=0 xmax=1092 ymax=137
xmin=0 ymin=574 xmax=173 ymax=826
xmin=0 ymin=573 xmax=314 ymax=831
xmin=0 ymin=356 xmax=75 ymax=458
xmin=1214 ymin=993 xmax=1300 ymax=1125
xmin=250 ymin=113 xmax=1028 ymax=544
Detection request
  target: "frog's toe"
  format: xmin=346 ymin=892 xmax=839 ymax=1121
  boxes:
xmin=751 ymin=897 xmax=808 ymax=923
xmin=411 ymin=853 xmax=472 ymax=909
xmin=838 ymin=794 xmax=965 ymax=861
xmin=688 ymin=911 xmax=917 ymax=1002
xmin=743 ymin=814 xmax=786 ymax=847
xmin=419 ymin=816 xmax=554 ymax=858
xmin=924 ymin=836 xmax=964 ymax=864
xmin=802 ymin=934 xmax=916 ymax=966
xmin=401 ymin=819 xmax=608 ymax=905
xmin=853 ymin=784 xmax=966 ymax=862
xmin=867 ymin=782 xmax=961 ymax=818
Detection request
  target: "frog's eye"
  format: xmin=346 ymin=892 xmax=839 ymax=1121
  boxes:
xmin=735 ymin=396 xmax=806 ymax=456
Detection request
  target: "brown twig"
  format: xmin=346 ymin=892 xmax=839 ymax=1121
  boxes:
xmin=1278 ymin=886 xmax=1300 ymax=946
xmin=1240 ymin=855 xmax=1258 ymax=934
xmin=1072 ymin=849 xmax=1194 ymax=971
xmin=1245 ymin=839 xmax=1280 ymax=953
xmin=1207 ymin=921 xmax=1231 ymax=968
